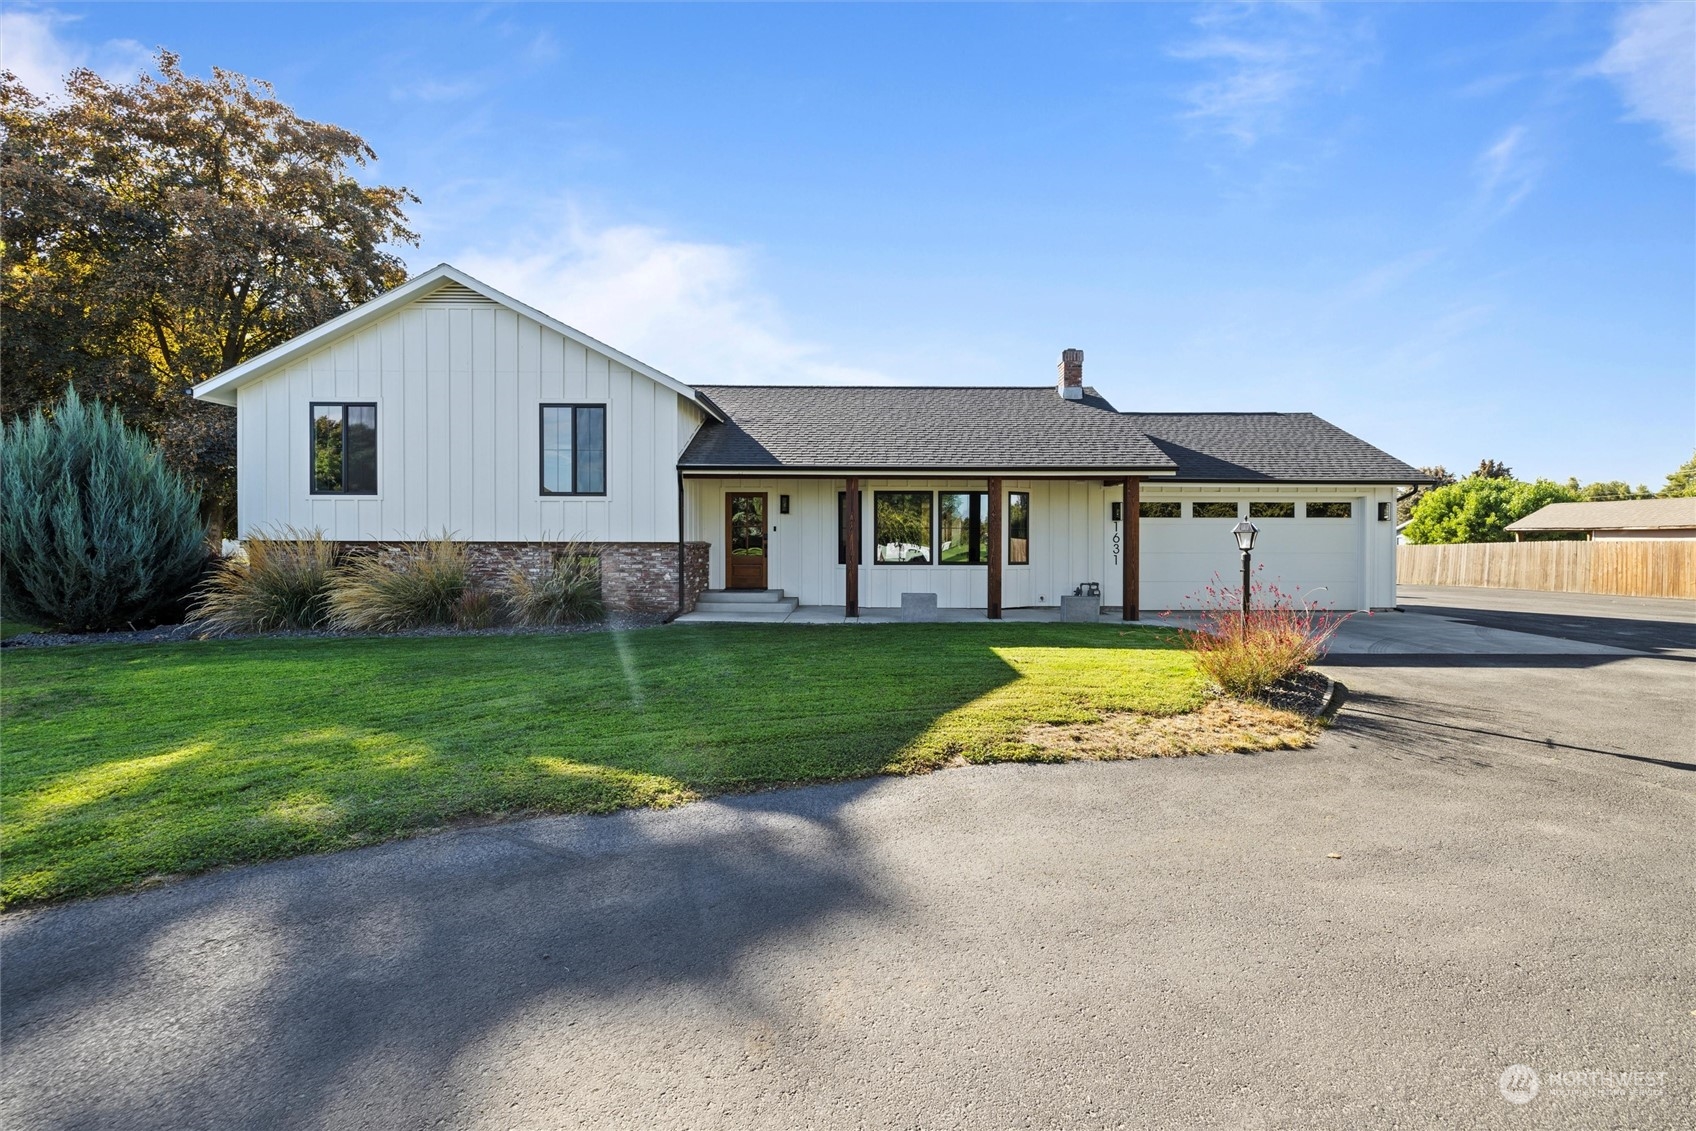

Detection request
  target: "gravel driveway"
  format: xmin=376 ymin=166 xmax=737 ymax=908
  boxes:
xmin=4 ymin=588 xmax=1692 ymax=1130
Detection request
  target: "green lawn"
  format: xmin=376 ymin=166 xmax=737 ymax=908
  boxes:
xmin=2 ymin=622 xmax=1218 ymax=907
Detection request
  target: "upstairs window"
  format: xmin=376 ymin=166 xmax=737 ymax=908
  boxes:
xmin=938 ymin=492 xmax=990 ymax=564
xmin=311 ymin=403 xmax=377 ymax=495
xmin=540 ymin=405 xmax=607 ymax=496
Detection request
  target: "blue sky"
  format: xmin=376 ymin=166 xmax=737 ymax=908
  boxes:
xmin=5 ymin=3 xmax=1693 ymax=485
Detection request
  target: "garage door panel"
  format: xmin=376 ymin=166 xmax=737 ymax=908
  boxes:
xmin=1132 ymin=506 xmax=1365 ymax=611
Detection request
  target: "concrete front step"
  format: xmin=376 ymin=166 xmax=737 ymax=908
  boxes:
xmin=696 ymin=588 xmax=790 ymax=604
xmin=693 ymin=599 xmax=800 ymax=615
xmin=674 ymin=609 xmax=797 ymax=624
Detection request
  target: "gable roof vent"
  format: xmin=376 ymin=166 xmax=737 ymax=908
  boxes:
xmin=415 ymin=281 xmax=495 ymax=305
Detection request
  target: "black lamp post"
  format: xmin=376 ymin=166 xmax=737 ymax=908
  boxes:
xmin=1231 ymin=518 xmax=1258 ymax=624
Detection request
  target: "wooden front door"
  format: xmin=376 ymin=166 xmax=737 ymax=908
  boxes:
xmin=726 ymin=492 xmax=768 ymax=590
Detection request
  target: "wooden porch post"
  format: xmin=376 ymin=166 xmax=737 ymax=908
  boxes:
xmin=845 ymin=477 xmax=860 ymax=618
xmin=1123 ymin=476 xmax=1142 ymax=621
xmin=987 ymin=478 xmax=1003 ymax=619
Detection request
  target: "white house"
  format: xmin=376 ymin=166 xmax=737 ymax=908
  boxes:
xmin=193 ymin=263 xmax=1430 ymax=618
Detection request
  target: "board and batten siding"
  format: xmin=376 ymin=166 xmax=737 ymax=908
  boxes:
xmin=686 ymin=478 xmax=1399 ymax=611
xmin=235 ymin=299 xmax=703 ymax=543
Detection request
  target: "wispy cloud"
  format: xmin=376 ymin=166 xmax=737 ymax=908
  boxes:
xmin=1593 ymin=1 xmax=1696 ymax=172
xmin=451 ymin=207 xmax=891 ymax=386
xmin=390 ymin=78 xmax=478 ymax=103
xmin=1169 ymin=3 xmax=1374 ymax=144
xmin=1473 ymin=124 xmax=1541 ymax=218
xmin=0 ymin=8 xmax=149 ymax=96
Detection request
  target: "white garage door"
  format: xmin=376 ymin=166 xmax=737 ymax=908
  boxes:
xmin=1133 ymin=500 xmax=1364 ymax=613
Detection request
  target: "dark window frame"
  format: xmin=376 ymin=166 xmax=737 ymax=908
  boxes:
xmin=938 ymin=491 xmax=990 ymax=565
xmin=1191 ymin=501 xmax=1240 ymax=519
xmin=309 ymin=402 xmax=378 ymax=496
xmin=1306 ymin=501 xmax=1353 ymax=519
xmin=1008 ymin=491 xmax=1031 ymax=565
xmin=872 ymin=490 xmax=934 ymax=565
xmin=1139 ymin=501 xmax=1181 ymax=519
xmin=1249 ymin=501 xmax=1296 ymax=518
xmin=539 ymin=403 xmax=608 ymax=497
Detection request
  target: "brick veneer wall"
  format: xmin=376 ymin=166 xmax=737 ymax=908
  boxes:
xmin=345 ymin=541 xmax=710 ymax=615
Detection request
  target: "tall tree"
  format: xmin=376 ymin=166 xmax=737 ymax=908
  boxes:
xmin=1402 ymin=478 xmax=1580 ymax=544
xmin=1661 ymin=452 xmax=1696 ymax=498
xmin=1 ymin=53 xmax=417 ymax=526
xmin=1396 ymin=464 xmax=1455 ymax=524
xmin=1472 ymin=458 xmax=1513 ymax=480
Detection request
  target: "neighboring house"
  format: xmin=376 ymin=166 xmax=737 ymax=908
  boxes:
xmin=1505 ymin=498 xmax=1696 ymax=542
xmin=192 ymin=264 xmax=1431 ymax=617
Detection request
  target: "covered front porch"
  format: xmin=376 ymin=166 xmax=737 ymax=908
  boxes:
xmin=681 ymin=473 xmax=1155 ymax=621
xmin=674 ymin=601 xmax=1137 ymax=625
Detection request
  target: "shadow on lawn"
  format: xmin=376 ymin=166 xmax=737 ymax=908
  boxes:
xmin=1 ymin=779 xmax=898 ymax=1129
xmin=3 ymin=623 xmax=1191 ymax=906
xmin=0 ymin=623 xmax=1200 ymax=1126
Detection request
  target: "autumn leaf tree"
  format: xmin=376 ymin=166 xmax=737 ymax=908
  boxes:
xmin=1 ymin=52 xmax=417 ymax=527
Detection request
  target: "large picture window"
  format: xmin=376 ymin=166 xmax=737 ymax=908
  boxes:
xmin=873 ymin=492 xmax=932 ymax=564
xmin=311 ymin=403 xmax=377 ymax=495
xmin=1008 ymin=492 xmax=1030 ymax=565
xmin=938 ymin=492 xmax=990 ymax=564
xmin=540 ymin=405 xmax=607 ymax=496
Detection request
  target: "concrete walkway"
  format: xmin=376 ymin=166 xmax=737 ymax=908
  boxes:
xmin=675 ymin=596 xmax=1649 ymax=655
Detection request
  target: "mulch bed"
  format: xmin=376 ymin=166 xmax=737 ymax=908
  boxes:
xmin=1 ymin=612 xmax=670 ymax=649
xmin=1258 ymin=669 xmax=1335 ymax=717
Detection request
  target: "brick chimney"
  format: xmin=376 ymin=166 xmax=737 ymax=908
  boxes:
xmin=1057 ymin=348 xmax=1084 ymax=400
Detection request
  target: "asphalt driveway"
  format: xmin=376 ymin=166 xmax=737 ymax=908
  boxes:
xmin=4 ymin=588 xmax=1692 ymax=1130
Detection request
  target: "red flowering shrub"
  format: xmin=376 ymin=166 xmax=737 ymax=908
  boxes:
xmin=1167 ymin=568 xmax=1350 ymax=698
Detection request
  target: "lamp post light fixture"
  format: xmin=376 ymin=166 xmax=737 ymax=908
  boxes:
xmin=1231 ymin=518 xmax=1259 ymax=624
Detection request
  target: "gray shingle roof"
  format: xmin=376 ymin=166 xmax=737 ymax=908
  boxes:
xmin=1505 ymin=497 xmax=1696 ymax=532
xmin=678 ymin=386 xmax=1430 ymax=484
xmin=681 ymin=386 xmax=1177 ymax=471
xmin=1117 ymin=413 xmax=1432 ymax=484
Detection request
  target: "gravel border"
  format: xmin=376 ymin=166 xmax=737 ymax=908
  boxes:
xmin=1 ymin=612 xmax=670 ymax=649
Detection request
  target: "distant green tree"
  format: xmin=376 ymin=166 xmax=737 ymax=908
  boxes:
xmin=1397 ymin=465 xmax=1455 ymax=524
xmin=1564 ymin=478 xmax=1651 ymax=501
xmin=1402 ymin=477 xmax=1580 ymax=544
xmin=1472 ymin=458 xmax=1513 ymax=480
xmin=1661 ymin=452 xmax=1696 ymax=498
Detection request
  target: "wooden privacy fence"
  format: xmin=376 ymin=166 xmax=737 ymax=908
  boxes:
xmin=1398 ymin=541 xmax=1696 ymax=599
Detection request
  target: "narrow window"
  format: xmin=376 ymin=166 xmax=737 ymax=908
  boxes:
xmin=1139 ymin=501 xmax=1181 ymax=518
xmin=310 ymin=403 xmax=377 ymax=495
xmin=1306 ymin=501 xmax=1353 ymax=518
xmin=837 ymin=491 xmax=864 ymax=565
xmin=1250 ymin=502 xmax=1296 ymax=518
xmin=1192 ymin=501 xmax=1239 ymax=519
xmin=1008 ymin=491 xmax=1030 ymax=565
xmin=938 ymin=492 xmax=990 ymax=564
xmin=540 ymin=405 xmax=607 ymax=496
xmin=873 ymin=491 xmax=932 ymax=564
